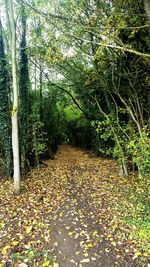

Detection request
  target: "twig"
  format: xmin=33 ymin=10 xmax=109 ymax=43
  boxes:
xmin=0 ymin=158 xmax=7 ymax=167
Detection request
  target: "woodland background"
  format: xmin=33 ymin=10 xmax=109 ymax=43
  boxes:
xmin=0 ymin=0 xmax=150 ymax=180
xmin=0 ymin=0 xmax=150 ymax=266
xmin=0 ymin=0 xmax=150 ymax=183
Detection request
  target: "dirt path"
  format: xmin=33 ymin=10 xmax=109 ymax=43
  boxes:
xmin=45 ymin=145 xmax=133 ymax=267
xmin=0 ymin=145 xmax=145 ymax=266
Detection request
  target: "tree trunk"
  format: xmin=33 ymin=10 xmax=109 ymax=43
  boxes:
xmin=144 ymin=0 xmax=150 ymax=22
xmin=144 ymin=0 xmax=150 ymax=130
xmin=39 ymin=63 xmax=43 ymax=122
xmin=5 ymin=0 xmax=21 ymax=194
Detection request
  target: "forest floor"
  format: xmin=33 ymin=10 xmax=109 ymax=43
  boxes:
xmin=0 ymin=145 xmax=149 ymax=267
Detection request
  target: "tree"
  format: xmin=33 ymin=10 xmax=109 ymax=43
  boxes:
xmin=5 ymin=0 xmax=21 ymax=194
xmin=0 ymin=19 xmax=12 ymax=177
xmin=19 ymin=5 xmax=30 ymax=174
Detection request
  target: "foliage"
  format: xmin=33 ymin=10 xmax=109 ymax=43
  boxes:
xmin=91 ymin=118 xmax=114 ymax=156
xmin=127 ymin=129 xmax=150 ymax=176
xmin=29 ymin=98 xmax=47 ymax=166
xmin=11 ymin=0 xmax=148 ymax=177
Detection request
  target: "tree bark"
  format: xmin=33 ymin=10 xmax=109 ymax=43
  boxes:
xmin=144 ymin=0 xmax=150 ymax=22
xmin=144 ymin=0 xmax=150 ymax=129
xmin=5 ymin=0 xmax=21 ymax=194
xmin=39 ymin=63 xmax=43 ymax=122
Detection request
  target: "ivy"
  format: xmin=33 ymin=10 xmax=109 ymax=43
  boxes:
xmin=0 ymin=20 xmax=12 ymax=177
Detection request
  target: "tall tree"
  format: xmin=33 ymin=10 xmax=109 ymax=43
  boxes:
xmin=19 ymin=5 xmax=30 ymax=174
xmin=5 ymin=0 xmax=21 ymax=194
xmin=0 ymin=19 xmax=12 ymax=177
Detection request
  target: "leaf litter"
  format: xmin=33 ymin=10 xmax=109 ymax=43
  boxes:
xmin=0 ymin=145 xmax=149 ymax=266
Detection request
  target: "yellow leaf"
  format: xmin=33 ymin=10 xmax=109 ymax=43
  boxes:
xmin=12 ymin=240 xmax=19 ymax=246
xmin=2 ymin=245 xmax=10 ymax=254
xmin=68 ymin=232 xmax=73 ymax=236
xmin=44 ymin=236 xmax=49 ymax=242
xmin=135 ymin=251 xmax=142 ymax=256
xmin=107 ymin=233 xmax=112 ymax=238
xmin=87 ymin=243 xmax=93 ymax=248
xmin=25 ymin=226 xmax=32 ymax=234
xmin=132 ymin=251 xmax=142 ymax=260
xmin=143 ymin=253 xmax=148 ymax=257
xmin=111 ymin=241 xmax=116 ymax=246
xmin=93 ymin=230 xmax=98 ymax=237
xmin=79 ymin=264 xmax=83 ymax=267
xmin=42 ymin=261 xmax=51 ymax=267
xmin=84 ymin=252 xmax=88 ymax=257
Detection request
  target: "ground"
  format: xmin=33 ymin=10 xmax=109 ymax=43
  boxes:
xmin=0 ymin=145 xmax=149 ymax=267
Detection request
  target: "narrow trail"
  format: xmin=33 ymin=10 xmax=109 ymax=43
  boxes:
xmin=44 ymin=145 xmax=133 ymax=267
xmin=0 ymin=145 xmax=143 ymax=266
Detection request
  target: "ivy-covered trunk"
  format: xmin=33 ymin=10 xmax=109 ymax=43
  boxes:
xmin=19 ymin=6 xmax=30 ymax=174
xmin=0 ymin=20 xmax=12 ymax=177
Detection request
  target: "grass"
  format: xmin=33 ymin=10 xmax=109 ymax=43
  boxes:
xmin=114 ymin=176 xmax=150 ymax=257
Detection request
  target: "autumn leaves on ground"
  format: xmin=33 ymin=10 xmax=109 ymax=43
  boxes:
xmin=0 ymin=145 xmax=149 ymax=267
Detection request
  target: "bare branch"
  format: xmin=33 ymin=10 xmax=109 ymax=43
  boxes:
xmin=16 ymin=0 xmax=69 ymax=21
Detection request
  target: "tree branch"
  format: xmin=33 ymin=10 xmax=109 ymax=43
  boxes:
xmin=67 ymin=34 xmax=150 ymax=59
xmin=29 ymin=59 xmax=91 ymax=120
xmin=16 ymin=0 xmax=69 ymax=21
